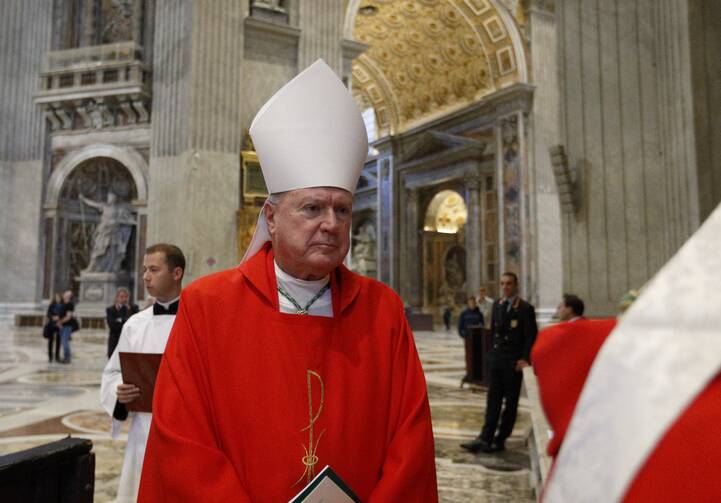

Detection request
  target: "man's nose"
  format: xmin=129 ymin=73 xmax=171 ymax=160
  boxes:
xmin=319 ymin=208 xmax=340 ymax=232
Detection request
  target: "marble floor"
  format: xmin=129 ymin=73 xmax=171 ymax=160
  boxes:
xmin=0 ymin=319 xmax=533 ymax=502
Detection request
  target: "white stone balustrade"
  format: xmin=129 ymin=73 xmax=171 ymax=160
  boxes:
xmin=34 ymin=42 xmax=151 ymax=131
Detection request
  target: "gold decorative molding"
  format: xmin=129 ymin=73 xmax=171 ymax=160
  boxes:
xmin=237 ymin=149 xmax=267 ymax=260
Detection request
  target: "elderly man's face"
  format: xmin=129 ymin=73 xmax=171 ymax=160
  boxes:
xmin=265 ymin=187 xmax=352 ymax=279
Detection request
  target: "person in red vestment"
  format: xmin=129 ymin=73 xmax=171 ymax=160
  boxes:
xmin=531 ymin=299 xmax=616 ymax=457
xmin=535 ymin=286 xmax=721 ymax=501
xmin=138 ymin=59 xmax=438 ymax=502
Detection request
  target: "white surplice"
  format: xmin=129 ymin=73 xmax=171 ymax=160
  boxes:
xmin=100 ymin=304 xmax=176 ymax=503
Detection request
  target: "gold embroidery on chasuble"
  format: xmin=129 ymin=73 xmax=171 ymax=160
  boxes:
xmin=293 ymin=370 xmax=326 ymax=487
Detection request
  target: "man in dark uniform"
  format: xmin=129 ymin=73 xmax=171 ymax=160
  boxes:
xmin=105 ymin=287 xmax=139 ymax=358
xmin=461 ymin=271 xmax=538 ymax=453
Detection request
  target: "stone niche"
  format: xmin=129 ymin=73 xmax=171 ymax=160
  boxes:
xmin=50 ymin=156 xmax=139 ymax=309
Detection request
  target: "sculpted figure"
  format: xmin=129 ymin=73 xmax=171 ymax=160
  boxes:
xmin=80 ymin=192 xmax=136 ymax=273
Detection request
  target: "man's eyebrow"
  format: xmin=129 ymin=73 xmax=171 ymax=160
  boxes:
xmin=297 ymin=197 xmax=326 ymax=205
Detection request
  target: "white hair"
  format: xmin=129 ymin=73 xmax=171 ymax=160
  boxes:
xmin=266 ymin=192 xmax=288 ymax=205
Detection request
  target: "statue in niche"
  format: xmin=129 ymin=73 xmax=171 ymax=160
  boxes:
xmin=352 ymin=222 xmax=377 ymax=277
xmin=80 ymin=192 xmax=136 ymax=273
xmin=102 ymin=0 xmax=133 ymax=43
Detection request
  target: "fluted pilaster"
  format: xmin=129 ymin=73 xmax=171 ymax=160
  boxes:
xmin=0 ymin=0 xmax=52 ymax=162
xmin=150 ymin=0 xmax=192 ymax=157
xmin=186 ymin=0 xmax=243 ymax=153
xmin=464 ymin=173 xmax=483 ymax=296
xmin=298 ymin=0 xmax=345 ymax=75
xmin=0 ymin=0 xmax=53 ymax=303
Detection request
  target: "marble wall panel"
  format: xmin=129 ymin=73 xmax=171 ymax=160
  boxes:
xmin=500 ymin=114 xmax=522 ymax=276
xmin=147 ymin=152 xmax=239 ymax=285
xmin=241 ymin=30 xmax=298 ymax=135
xmin=0 ymin=161 xmax=45 ymax=302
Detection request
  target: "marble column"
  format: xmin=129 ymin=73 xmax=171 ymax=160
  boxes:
xmin=0 ymin=0 xmax=53 ymax=305
xmin=464 ymin=172 xmax=482 ymax=296
xmin=527 ymin=0 xmax=562 ymax=317
xmin=148 ymin=0 xmax=242 ymax=284
xmin=405 ymin=188 xmax=421 ymax=307
xmin=297 ymin=0 xmax=345 ymax=75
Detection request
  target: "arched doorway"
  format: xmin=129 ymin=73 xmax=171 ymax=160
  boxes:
xmin=52 ymin=157 xmax=138 ymax=298
xmin=422 ymin=189 xmax=468 ymax=315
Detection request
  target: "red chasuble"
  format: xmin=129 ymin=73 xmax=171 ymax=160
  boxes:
xmin=531 ymin=319 xmax=617 ymax=457
xmin=534 ymin=319 xmax=721 ymax=501
xmin=138 ymin=244 xmax=438 ymax=502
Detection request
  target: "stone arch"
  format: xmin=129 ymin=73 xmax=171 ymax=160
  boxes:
xmin=343 ymin=0 xmax=362 ymax=38
xmin=46 ymin=144 xmax=148 ymax=209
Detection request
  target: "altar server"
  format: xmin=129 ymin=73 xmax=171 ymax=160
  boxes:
xmin=101 ymin=243 xmax=184 ymax=503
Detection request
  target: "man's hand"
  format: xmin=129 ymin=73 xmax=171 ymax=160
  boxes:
xmin=117 ymin=383 xmax=141 ymax=404
xmin=515 ymin=359 xmax=530 ymax=371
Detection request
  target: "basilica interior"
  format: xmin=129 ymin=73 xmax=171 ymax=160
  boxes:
xmin=1 ymin=0 xmax=719 ymax=501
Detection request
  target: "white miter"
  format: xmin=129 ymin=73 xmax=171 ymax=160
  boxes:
xmin=241 ymin=59 xmax=369 ymax=263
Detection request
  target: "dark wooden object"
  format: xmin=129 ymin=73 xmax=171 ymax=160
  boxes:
xmin=463 ymin=327 xmax=492 ymax=386
xmin=408 ymin=312 xmax=434 ymax=331
xmin=0 ymin=437 xmax=95 ymax=503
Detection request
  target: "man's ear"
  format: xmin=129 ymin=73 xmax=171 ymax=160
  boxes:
xmin=264 ymin=203 xmax=277 ymax=235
